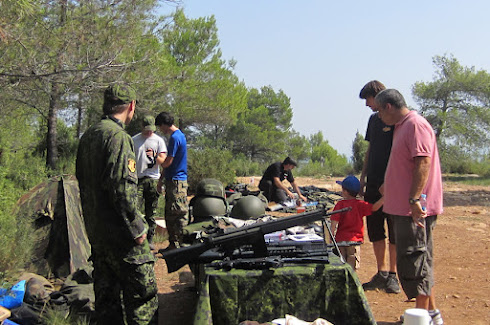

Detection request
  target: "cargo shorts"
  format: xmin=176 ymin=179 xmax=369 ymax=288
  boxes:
xmin=164 ymin=179 xmax=189 ymax=244
xmin=393 ymin=215 xmax=437 ymax=299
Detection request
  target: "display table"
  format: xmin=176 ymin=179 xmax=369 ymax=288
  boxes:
xmin=193 ymin=254 xmax=375 ymax=325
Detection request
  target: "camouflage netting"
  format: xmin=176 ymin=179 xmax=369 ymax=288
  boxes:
xmin=15 ymin=175 xmax=91 ymax=278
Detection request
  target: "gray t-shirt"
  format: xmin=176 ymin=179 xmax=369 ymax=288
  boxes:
xmin=132 ymin=132 xmax=167 ymax=179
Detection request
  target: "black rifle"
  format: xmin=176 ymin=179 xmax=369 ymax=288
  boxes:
xmin=159 ymin=206 xmax=350 ymax=273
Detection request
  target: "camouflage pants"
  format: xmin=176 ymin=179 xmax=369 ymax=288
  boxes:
xmin=92 ymin=250 xmax=158 ymax=325
xmin=137 ymin=177 xmax=160 ymax=243
xmin=164 ymin=179 xmax=189 ymax=246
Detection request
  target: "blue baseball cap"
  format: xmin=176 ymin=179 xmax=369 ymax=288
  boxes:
xmin=336 ymin=175 xmax=361 ymax=193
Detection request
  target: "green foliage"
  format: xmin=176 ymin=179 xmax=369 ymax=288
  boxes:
xmin=42 ymin=307 xmax=90 ymax=325
xmin=351 ymin=131 xmax=368 ymax=173
xmin=0 ymin=169 xmax=38 ymax=278
xmin=227 ymin=86 xmax=293 ymax=161
xmin=439 ymin=144 xmax=490 ymax=176
xmin=308 ymin=131 xmax=351 ymax=176
xmin=187 ymin=148 xmax=236 ymax=193
xmin=443 ymin=175 xmax=490 ymax=186
xmin=156 ymin=9 xmax=247 ymax=136
xmin=286 ymin=131 xmax=311 ymax=162
xmin=35 ymin=120 xmax=78 ymax=175
xmin=412 ymin=54 xmax=490 ymax=157
xmin=229 ymin=153 xmax=265 ymax=177
xmin=296 ymin=160 xmax=352 ymax=178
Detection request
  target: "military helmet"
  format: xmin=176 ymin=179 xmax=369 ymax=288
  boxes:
xmin=191 ymin=196 xmax=227 ymax=218
xmin=230 ymin=195 xmax=266 ymax=220
xmin=195 ymin=178 xmax=225 ymax=199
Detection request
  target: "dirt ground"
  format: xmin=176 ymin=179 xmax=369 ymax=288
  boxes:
xmin=154 ymin=176 xmax=490 ymax=324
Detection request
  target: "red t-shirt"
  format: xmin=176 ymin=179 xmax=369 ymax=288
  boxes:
xmin=330 ymin=199 xmax=373 ymax=242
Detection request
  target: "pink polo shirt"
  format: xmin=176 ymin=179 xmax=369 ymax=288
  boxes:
xmin=384 ymin=111 xmax=443 ymax=216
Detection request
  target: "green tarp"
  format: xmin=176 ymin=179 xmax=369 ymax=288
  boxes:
xmin=16 ymin=175 xmax=91 ymax=278
xmin=194 ymin=255 xmax=376 ymax=325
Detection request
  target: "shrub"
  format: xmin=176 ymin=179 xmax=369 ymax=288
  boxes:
xmin=296 ymin=160 xmax=352 ymax=177
xmin=187 ymin=148 xmax=236 ymax=193
xmin=229 ymin=153 xmax=265 ymax=177
xmin=0 ymin=150 xmax=47 ymax=280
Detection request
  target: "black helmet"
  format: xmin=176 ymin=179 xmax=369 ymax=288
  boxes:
xmin=195 ymin=178 xmax=225 ymax=199
xmin=191 ymin=196 xmax=227 ymax=218
xmin=230 ymin=196 xmax=266 ymax=220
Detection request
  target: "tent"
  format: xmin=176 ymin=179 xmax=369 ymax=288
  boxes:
xmin=16 ymin=175 xmax=91 ymax=278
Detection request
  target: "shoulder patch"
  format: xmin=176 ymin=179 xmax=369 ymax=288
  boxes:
xmin=128 ymin=158 xmax=136 ymax=173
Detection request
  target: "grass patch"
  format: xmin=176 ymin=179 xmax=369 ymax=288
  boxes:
xmin=153 ymin=232 xmax=168 ymax=244
xmin=443 ymin=175 xmax=490 ymax=186
xmin=42 ymin=308 xmax=91 ymax=325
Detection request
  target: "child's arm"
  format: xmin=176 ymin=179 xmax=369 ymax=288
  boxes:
xmin=372 ymin=196 xmax=384 ymax=212
xmin=330 ymin=220 xmax=338 ymax=236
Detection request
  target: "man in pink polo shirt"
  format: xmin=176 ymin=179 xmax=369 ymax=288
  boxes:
xmin=375 ymin=89 xmax=444 ymax=325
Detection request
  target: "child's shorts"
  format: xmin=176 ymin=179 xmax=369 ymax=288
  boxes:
xmin=337 ymin=241 xmax=361 ymax=270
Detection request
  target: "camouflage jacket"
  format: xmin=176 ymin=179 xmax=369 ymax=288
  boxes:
xmin=76 ymin=116 xmax=149 ymax=257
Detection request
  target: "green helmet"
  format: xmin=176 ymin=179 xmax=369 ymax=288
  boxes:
xmin=195 ymin=178 xmax=225 ymax=199
xmin=191 ymin=196 xmax=227 ymax=218
xmin=230 ymin=196 xmax=266 ymax=220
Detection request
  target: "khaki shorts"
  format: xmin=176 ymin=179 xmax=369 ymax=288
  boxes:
xmin=338 ymin=242 xmax=361 ymax=270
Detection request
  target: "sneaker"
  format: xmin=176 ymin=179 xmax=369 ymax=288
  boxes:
xmin=362 ymin=271 xmax=388 ymax=291
xmin=385 ymin=273 xmax=401 ymax=294
xmin=429 ymin=309 xmax=444 ymax=325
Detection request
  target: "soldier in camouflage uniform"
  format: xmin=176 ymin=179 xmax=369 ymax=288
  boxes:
xmin=155 ymin=111 xmax=189 ymax=251
xmin=76 ymin=83 xmax=158 ymax=324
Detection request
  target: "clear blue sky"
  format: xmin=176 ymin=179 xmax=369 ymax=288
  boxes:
xmin=160 ymin=0 xmax=490 ymax=157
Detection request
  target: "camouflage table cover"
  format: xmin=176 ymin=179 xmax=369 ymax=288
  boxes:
xmin=193 ymin=255 xmax=376 ymax=325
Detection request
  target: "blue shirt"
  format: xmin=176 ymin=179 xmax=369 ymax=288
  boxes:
xmin=165 ymin=129 xmax=187 ymax=181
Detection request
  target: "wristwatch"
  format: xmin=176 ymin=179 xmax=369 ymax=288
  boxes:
xmin=409 ymin=198 xmax=420 ymax=205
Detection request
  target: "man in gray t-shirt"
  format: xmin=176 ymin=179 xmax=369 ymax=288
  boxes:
xmin=133 ymin=115 xmax=167 ymax=247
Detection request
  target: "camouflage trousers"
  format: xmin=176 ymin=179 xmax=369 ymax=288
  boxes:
xmin=137 ymin=177 xmax=160 ymax=243
xmin=164 ymin=179 xmax=189 ymax=246
xmin=92 ymin=250 xmax=158 ymax=325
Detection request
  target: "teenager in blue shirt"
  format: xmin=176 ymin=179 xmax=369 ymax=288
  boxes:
xmin=156 ymin=112 xmax=189 ymax=251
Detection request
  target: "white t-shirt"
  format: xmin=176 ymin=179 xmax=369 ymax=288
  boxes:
xmin=132 ymin=132 xmax=167 ymax=179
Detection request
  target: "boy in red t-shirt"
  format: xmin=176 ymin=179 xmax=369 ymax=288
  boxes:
xmin=330 ymin=175 xmax=383 ymax=271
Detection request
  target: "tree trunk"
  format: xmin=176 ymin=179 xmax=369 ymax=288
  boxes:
xmin=77 ymin=94 xmax=82 ymax=138
xmin=46 ymin=82 xmax=59 ymax=170
xmin=46 ymin=0 xmax=67 ymax=170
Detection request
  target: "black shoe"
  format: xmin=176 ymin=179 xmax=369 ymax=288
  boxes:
xmin=362 ymin=271 xmax=388 ymax=291
xmin=385 ymin=273 xmax=401 ymax=294
xmin=158 ymin=244 xmax=177 ymax=254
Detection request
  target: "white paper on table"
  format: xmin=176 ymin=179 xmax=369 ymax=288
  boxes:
xmin=287 ymin=234 xmax=324 ymax=242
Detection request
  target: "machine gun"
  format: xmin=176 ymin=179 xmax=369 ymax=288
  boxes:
xmin=159 ymin=206 xmax=350 ymax=273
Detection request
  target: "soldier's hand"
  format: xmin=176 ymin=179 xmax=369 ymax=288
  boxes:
xmin=146 ymin=148 xmax=154 ymax=158
xmin=135 ymin=233 xmax=147 ymax=245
